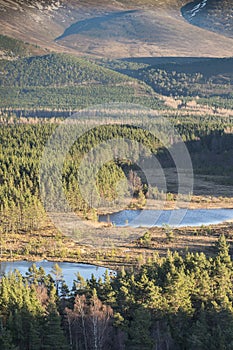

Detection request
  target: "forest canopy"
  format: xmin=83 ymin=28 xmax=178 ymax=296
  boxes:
xmin=0 ymin=236 xmax=233 ymax=349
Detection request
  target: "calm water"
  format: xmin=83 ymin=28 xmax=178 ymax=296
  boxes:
xmin=0 ymin=261 xmax=110 ymax=289
xmin=99 ymin=208 xmax=233 ymax=228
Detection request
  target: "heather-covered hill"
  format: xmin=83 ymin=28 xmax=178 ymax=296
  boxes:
xmin=0 ymin=0 xmax=232 ymax=58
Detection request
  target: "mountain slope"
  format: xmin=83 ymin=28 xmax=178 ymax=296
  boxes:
xmin=107 ymin=56 xmax=233 ymax=98
xmin=0 ymin=0 xmax=232 ymax=58
xmin=0 ymin=53 xmax=130 ymax=86
xmin=55 ymin=7 xmax=233 ymax=58
xmin=0 ymin=53 xmax=162 ymax=112
xmin=0 ymin=34 xmax=45 ymax=59
xmin=182 ymin=0 xmax=233 ymax=38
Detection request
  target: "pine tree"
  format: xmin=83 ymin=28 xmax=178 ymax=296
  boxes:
xmin=101 ymin=270 xmax=116 ymax=304
xmin=51 ymin=263 xmax=64 ymax=293
xmin=0 ymin=326 xmax=17 ymax=350
xmin=43 ymin=286 xmax=69 ymax=350
xmin=215 ymin=234 xmax=232 ymax=266
xmin=187 ymin=306 xmax=211 ymax=350
xmin=126 ymin=307 xmax=153 ymax=350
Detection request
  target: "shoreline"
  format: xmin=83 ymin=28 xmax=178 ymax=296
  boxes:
xmin=0 ymin=220 xmax=232 ymax=269
xmin=96 ymin=196 xmax=233 ymax=215
xmin=0 ymin=196 xmax=232 ymax=270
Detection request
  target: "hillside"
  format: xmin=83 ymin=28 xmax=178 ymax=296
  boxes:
xmin=0 ymin=34 xmax=45 ymax=59
xmin=102 ymin=56 xmax=233 ymax=102
xmin=0 ymin=0 xmax=232 ymax=58
xmin=0 ymin=53 xmax=162 ymax=112
xmin=0 ymin=53 xmax=131 ymax=86
xmin=182 ymin=0 xmax=233 ymax=38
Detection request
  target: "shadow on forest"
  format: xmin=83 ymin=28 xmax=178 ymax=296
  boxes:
xmin=151 ymin=131 xmax=233 ymax=197
xmin=122 ymin=56 xmax=233 ymax=77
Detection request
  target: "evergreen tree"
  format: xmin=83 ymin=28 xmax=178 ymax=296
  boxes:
xmin=43 ymin=286 xmax=69 ymax=350
xmin=126 ymin=307 xmax=153 ymax=350
xmin=215 ymin=234 xmax=232 ymax=266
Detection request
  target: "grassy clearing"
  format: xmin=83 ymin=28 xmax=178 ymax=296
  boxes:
xmin=1 ymin=218 xmax=233 ymax=269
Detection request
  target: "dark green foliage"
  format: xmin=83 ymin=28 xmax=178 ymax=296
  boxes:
xmin=43 ymin=296 xmax=69 ymax=349
xmin=0 ymin=326 xmax=18 ymax=350
xmin=0 ymin=235 xmax=233 ymax=349
xmin=0 ymin=267 xmax=69 ymax=350
xmin=102 ymin=56 xmax=233 ymax=103
xmin=0 ymin=53 xmax=164 ymax=111
xmin=0 ymin=54 xmax=128 ymax=87
xmin=0 ymin=122 xmax=162 ymax=231
xmin=187 ymin=307 xmax=233 ymax=350
xmin=0 ymin=85 xmax=161 ymax=110
xmin=127 ymin=307 xmax=153 ymax=349
xmin=1 ymin=119 xmax=233 ymax=234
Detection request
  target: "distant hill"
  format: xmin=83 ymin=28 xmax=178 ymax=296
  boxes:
xmin=182 ymin=0 xmax=233 ymax=38
xmin=0 ymin=0 xmax=232 ymax=58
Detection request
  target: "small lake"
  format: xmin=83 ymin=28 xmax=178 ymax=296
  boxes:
xmin=99 ymin=208 xmax=233 ymax=228
xmin=0 ymin=261 xmax=110 ymax=290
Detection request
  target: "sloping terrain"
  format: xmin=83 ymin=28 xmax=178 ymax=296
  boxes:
xmin=104 ymin=56 xmax=233 ymax=98
xmin=0 ymin=52 xmax=162 ymax=112
xmin=54 ymin=7 xmax=233 ymax=58
xmin=0 ymin=34 xmax=45 ymax=59
xmin=0 ymin=0 xmax=232 ymax=58
xmin=182 ymin=0 xmax=233 ymax=38
xmin=0 ymin=53 xmax=130 ymax=86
